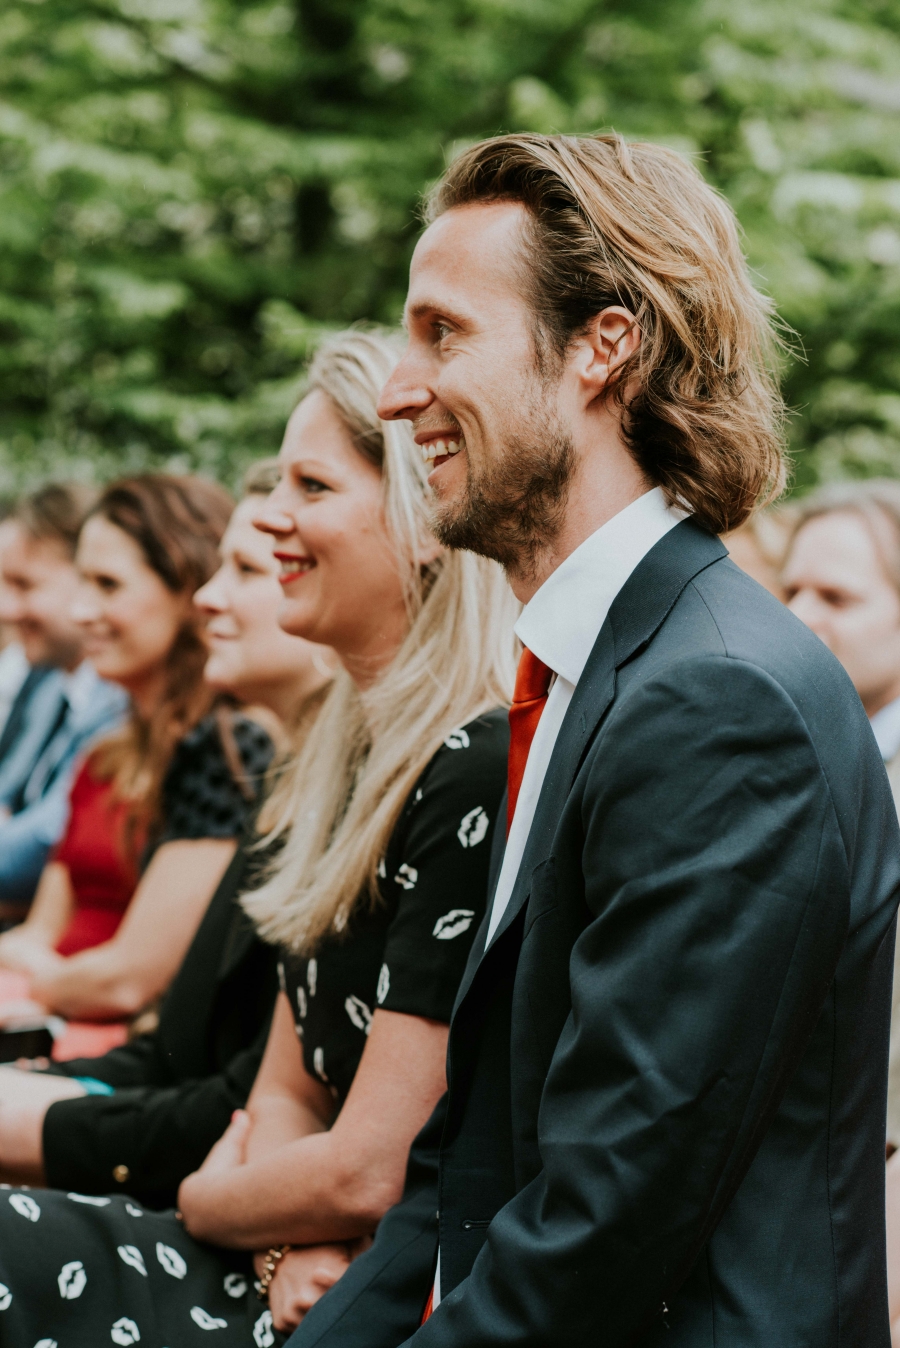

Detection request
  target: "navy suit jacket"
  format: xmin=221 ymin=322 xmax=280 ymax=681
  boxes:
xmin=290 ymin=520 xmax=900 ymax=1347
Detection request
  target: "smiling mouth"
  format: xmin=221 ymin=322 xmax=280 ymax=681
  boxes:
xmin=418 ymin=434 xmax=465 ymax=467
xmin=276 ymin=554 xmax=315 ymax=582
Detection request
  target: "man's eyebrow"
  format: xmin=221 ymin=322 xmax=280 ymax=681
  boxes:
xmin=405 ymin=298 xmax=470 ymax=326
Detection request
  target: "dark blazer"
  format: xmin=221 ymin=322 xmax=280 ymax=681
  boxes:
xmin=291 ymin=520 xmax=900 ymax=1348
xmin=42 ymin=840 xmax=278 ymax=1208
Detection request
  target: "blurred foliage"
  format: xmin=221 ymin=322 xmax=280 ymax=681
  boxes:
xmin=1 ymin=0 xmax=900 ymax=491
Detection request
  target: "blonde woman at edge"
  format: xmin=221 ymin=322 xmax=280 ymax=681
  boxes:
xmin=0 ymin=329 xmax=518 ymax=1348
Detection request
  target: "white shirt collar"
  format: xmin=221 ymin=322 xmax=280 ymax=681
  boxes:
xmin=60 ymin=659 xmax=102 ymax=720
xmin=870 ymin=694 xmax=900 ymax=763
xmin=514 ymin=487 xmax=686 ymax=687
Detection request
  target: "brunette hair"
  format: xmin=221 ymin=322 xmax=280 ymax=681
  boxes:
xmin=88 ymin=474 xmax=234 ymax=838
xmin=427 ymin=133 xmax=787 ymax=534
xmin=16 ymin=482 xmax=98 ymax=558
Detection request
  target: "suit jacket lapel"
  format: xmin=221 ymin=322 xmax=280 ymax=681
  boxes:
xmin=464 ymin=520 xmax=728 ymax=981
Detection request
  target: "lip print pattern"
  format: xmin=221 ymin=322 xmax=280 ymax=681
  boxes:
xmin=125 ymin=1204 xmax=143 ymax=1217
xmin=68 ymin=1193 xmax=111 ymax=1206
xmin=117 ymin=1245 xmax=147 ymax=1276
xmin=433 ymin=908 xmax=476 ymax=940
xmin=307 ymin=959 xmax=317 ymax=995
xmin=190 ymin=1306 xmax=228 ymax=1329
xmin=0 ymin=1283 xmax=10 ymax=1311
xmin=443 ymin=728 xmax=470 ymax=750
xmin=34 ymin=1340 xmax=57 ymax=1347
xmin=253 ymin=1309 xmax=275 ymax=1347
xmin=313 ymin=1046 xmax=327 ymax=1080
xmin=157 ymin=1242 xmax=187 ymax=1279
xmin=296 ymin=986 xmax=307 ymax=1018
xmin=223 ymin=1272 xmax=247 ymax=1298
xmin=395 ymin=864 xmax=418 ymax=890
xmin=376 ymin=963 xmax=390 ymax=1004
xmin=457 ymin=806 xmax=488 ymax=848
xmin=345 ymin=995 xmax=373 ymax=1035
xmin=9 ymin=1193 xmax=39 ymax=1222
xmin=111 ymin=1317 xmax=140 ymax=1344
xmin=58 ymin=1261 xmax=87 ymax=1299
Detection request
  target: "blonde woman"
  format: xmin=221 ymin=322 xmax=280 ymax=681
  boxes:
xmin=0 ymin=330 xmax=518 ymax=1348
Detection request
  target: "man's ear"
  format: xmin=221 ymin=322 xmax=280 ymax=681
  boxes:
xmin=576 ymin=306 xmax=641 ymax=402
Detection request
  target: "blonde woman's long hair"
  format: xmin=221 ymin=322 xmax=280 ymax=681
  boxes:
xmin=242 ymin=329 xmax=520 ymax=953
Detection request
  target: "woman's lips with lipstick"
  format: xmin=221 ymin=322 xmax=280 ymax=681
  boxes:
xmin=274 ymin=552 xmax=315 ymax=585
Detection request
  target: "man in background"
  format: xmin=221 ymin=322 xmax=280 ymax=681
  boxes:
xmin=0 ymin=484 xmax=126 ymax=919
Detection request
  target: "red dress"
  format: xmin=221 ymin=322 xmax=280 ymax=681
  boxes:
xmin=53 ymin=760 xmax=144 ymax=957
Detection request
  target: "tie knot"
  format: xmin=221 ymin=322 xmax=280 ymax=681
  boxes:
xmin=513 ymin=647 xmax=553 ymax=704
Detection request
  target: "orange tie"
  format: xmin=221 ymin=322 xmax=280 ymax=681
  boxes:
xmin=507 ymin=646 xmax=553 ymax=835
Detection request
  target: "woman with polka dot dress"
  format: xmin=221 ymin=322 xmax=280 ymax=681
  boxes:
xmin=0 ymin=330 xmax=519 ymax=1347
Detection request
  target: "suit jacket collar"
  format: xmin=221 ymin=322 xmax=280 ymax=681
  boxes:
xmin=457 ymin=520 xmax=727 ymax=999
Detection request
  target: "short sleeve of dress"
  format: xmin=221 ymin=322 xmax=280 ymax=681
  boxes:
xmin=158 ymin=713 xmax=274 ymax=846
xmin=375 ymin=708 xmax=509 ymax=1024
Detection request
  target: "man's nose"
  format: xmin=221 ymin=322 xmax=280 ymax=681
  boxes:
xmin=377 ymin=353 xmax=433 ymax=423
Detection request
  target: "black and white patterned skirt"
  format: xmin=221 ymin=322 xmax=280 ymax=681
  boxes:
xmin=0 ymin=1186 xmax=286 ymax=1347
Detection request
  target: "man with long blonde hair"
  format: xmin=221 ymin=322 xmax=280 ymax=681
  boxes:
xmin=289 ymin=136 xmax=900 ymax=1347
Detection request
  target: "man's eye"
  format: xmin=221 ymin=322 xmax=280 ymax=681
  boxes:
xmin=435 ymin=323 xmax=453 ymax=341
xmin=301 ymin=477 xmax=329 ymax=495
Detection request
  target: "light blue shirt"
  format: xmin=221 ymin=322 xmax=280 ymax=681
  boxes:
xmin=0 ymin=662 xmax=127 ymax=906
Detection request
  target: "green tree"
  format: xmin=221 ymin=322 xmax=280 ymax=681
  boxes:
xmin=1 ymin=0 xmax=900 ymax=493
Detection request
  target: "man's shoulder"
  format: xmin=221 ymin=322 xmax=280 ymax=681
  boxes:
xmin=685 ymin=557 xmax=863 ymax=720
xmin=614 ymin=555 xmax=887 ymax=848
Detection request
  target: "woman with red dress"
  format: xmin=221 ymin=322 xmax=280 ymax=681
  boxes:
xmin=0 ymin=475 xmax=272 ymax=1022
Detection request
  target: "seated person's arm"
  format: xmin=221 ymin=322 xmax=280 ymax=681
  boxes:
xmin=26 ymin=836 xmax=236 ymax=1020
xmin=0 ymin=790 xmax=68 ymax=913
xmin=243 ymin=990 xmax=333 ymax=1159
xmin=178 ymin=1002 xmax=448 ymax=1249
xmin=0 ymin=862 xmax=75 ymax=975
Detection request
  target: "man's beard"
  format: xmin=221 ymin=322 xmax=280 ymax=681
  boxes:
xmin=431 ymin=418 xmax=575 ymax=577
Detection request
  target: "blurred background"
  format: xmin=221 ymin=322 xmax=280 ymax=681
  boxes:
xmin=0 ymin=0 xmax=899 ymax=493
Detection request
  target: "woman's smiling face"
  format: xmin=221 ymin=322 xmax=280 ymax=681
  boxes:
xmin=72 ymin=514 xmax=189 ymax=694
xmin=253 ymin=390 xmax=413 ymax=686
xmin=194 ymin=495 xmax=332 ymax=711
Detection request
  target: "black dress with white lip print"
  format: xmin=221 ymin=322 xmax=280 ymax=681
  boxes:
xmin=0 ymin=710 xmax=508 ymax=1348
xmin=280 ymin=707 xmax=509 ymax=1106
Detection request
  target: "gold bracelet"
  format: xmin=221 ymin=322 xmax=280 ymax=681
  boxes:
xmin=257 ymin=1245 xmax=291 ymax=1301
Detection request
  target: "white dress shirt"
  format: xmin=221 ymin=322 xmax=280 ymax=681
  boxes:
xmin=486 ymin=487 xmax=685 ymax=943
xmin=433 ymin=488 xmax=684 ymax=1310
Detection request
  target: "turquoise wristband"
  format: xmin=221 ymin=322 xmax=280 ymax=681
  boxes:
xmin=72 ymin=1076 xmax=115 ymax=1096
